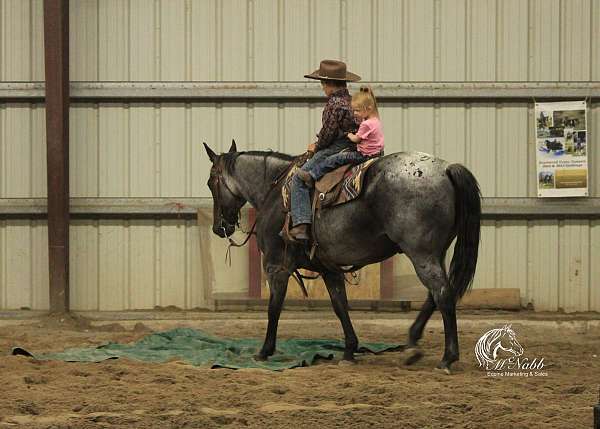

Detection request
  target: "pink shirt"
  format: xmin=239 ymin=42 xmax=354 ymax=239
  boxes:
xmin=355 ymin=117 xmax=384 ymax=156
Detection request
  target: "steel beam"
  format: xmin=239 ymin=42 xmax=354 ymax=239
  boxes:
xmin=1 ymin=198 xmax=600 ymax=218
xmin=380 ymin=259 xmax=395 ymax=300
xmin=1 ymin=81 xmax=598 ymax=100
xmin=43 ymin=0 xmax=70 ymax=313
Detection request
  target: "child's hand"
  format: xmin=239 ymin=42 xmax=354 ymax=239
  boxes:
xmin=347 ymin=132 xmax=360 ymax=143
xmin=307 ymin=143 xmax=317 ymax=153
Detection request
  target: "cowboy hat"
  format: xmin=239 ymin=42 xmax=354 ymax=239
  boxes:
xmin=304 ymin=59 xmax=361 ymax=82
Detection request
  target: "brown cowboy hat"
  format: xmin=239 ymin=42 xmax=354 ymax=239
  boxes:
xmin=304 ymin=59 xmax=361 ymax=82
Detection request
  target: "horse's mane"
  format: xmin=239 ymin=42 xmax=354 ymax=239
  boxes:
xmin=242 ymin=150 xmax=296 ymax=162
xmin=222 ymin=150 xmax=296 ymax=175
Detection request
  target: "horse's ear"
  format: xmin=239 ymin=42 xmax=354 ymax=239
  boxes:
xmin=203 ymin=142 xmax=217 ymax=163
xmin=229 ymin=139 xmax=237 ymax=153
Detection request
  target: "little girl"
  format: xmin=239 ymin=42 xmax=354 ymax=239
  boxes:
xmin=304 ymin=86 xmax=384 ymax=183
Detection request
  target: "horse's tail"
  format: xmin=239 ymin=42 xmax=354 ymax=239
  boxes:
xmin=445 ymin=164 xmax=481 ymax=300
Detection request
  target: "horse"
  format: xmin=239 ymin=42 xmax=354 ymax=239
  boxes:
xmin=474 ymin=324 xmax=524 ymax=370
xmin=203 ymin=140 xmax=481 ymax=374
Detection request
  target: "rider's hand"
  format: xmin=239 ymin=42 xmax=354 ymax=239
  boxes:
xmin=307 ymin=143 xmax=317 ymax=153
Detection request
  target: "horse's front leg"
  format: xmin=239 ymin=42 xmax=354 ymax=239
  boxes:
xmin=256 ymin=267 xmax=289 ymax=360
xmin=323 ymin=271 xmax=359 ymax=361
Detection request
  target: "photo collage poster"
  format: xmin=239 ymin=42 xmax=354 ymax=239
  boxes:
xmin=535 ymin=100 xmax=588 ymax=197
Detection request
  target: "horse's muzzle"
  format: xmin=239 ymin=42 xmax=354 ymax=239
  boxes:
xmin=213 ymin=222 xmax=235 ymax=238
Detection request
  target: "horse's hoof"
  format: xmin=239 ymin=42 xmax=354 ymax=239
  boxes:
xmin=434 ymin=365 xmax=452 ymax=376
xmin=403 ymin=347 xmax=424 ymax=366
xmin=338 ymin=359 xmax=357 ymax=366
xmin=254 ymin=353 xmax=269 ymax=361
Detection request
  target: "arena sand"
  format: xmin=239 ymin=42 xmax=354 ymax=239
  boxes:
xmin=0 ymin=311 xmax=598 ymax=428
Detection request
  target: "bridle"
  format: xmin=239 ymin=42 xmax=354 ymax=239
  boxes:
xmin=209 ymin=151 xmax=335 ymax=296
xmin=209 ymin=165 xmax=246 ymax=238
xmin=210 ymin=156 xmax=296 ymax=262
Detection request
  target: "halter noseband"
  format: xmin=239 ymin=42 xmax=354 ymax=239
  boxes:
xmin=210 ymin=166 xmax=245 ymax=235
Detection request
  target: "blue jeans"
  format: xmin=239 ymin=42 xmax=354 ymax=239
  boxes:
xmin=310 ymin=150 xmax=369 ymax=180
xmin=290 ymin=139 xmax=352 ymax=226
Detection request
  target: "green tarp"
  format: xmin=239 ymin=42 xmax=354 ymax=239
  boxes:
xmin=12 ymin=328 xmax=403 ymax=371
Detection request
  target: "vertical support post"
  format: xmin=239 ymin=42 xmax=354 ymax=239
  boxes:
xmin=248 ymin=208 xmax=262 ymax=298
xmin=380 ymin=258 xmax=394 ymax=300
xmin=44 ymin=0 xmax=70 ymax=312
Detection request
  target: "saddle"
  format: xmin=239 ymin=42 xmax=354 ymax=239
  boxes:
xmin=281 ymin=157 xmax=378 ymax=238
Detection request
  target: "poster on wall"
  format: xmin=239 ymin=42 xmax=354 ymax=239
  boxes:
xmin=535 ymin=100 xmax=588 ymax=197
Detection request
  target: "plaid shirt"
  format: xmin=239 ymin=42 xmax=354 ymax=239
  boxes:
xmin=315 ymin=88 xmax=359 ymax=150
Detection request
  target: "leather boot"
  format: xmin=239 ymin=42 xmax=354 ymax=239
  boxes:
xmin=296 ymin=170 xmax=315 ymax=188
xmin=289 ymin=223 xmax=310 ymax=242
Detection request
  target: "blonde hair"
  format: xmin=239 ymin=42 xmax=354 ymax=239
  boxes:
xmin=351 ymin=86 xmax=379 ymax=116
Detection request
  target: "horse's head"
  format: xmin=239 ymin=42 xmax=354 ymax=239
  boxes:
xmin=498 ymin=324 xmax=524 ymax=357
xmin=203 ymin=140 xmax=247 ymax=238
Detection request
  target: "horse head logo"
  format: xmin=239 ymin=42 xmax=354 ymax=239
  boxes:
xmin=475 ymin=324 xmax=524 ymax=370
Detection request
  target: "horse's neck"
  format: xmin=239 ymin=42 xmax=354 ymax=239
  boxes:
xmin=231 ymin=154 xmax=291 ymax=210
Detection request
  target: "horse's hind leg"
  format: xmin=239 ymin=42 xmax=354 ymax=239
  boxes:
xmin=408 ymin=292 xmax=436 ymax=347
xmin=404 ymin=292 xmax=436 ymax=365
xmin=256 ymin=268 xmax=290 ymax=360
xmin=323 ymin=271 xmax=359 ymax=361
xmin=408 ymin=254 xmax=459 ymax=373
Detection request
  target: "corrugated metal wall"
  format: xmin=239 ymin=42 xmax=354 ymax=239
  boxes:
xmin=0 ymin=0 xmax=598 ymax=311
xmin=3 ymin=0 xmax=599 ymax=82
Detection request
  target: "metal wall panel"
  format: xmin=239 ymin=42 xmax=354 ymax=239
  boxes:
xmin=591 ymin=220 xmax=600 ymax=312
xmin=466 ymin=219 xmax=598 ymax=312
xmin=0 ymin=104 xmax=46 ymax=198
xmin=69 ymin=218 xmax=245 ymax=311
xmin=529 ymin=0 xmax=560 ymax=80
xmin=559 ymin=221 xmax=590 ymax=312
xmin=0 ymin=0 xmax=44 ymax=81
xmin=439 ymin=0 xmax=466 ymax=81
xmin=468 ymin=0 xmax=496 ymax=80
xmin=160 ymin=1 xmax=186 ymax=81
xmin=498 ymin=0 xmax=528 ymax=81
xmin=0 ymin=216 xmax=594 ymax=312
xmin=63 ymin=0 xmax=600 ymax=82
xmin=69 ymin=0 xmax=98 ymax=81
xmin=560 ymin=0 xmax=592 ymax=81
xmin=591 ymin=103 xmax=599 ymax=197
xmin=394 ymin=218 xmax=599 ymax=312
xmin=594 ymin=0 xmax=600 ymax=80
xmin=0 ymin=220 xmax=48 ymax=310
xmin=66 ymin=101 xmax=600 ymax=199
xmin=2 ymin=0 xmax=599 ymax=82
xmin=130 ymin=0 xmax=157 ymax=80
xmin=527 ymin=220 xmax=559 ymax=311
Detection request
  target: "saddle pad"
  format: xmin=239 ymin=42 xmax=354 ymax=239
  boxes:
xmin=281 ymin=164 xmax=300 ymax=211
xmin=329 ymin=157 xmax=378 ymax=207
xmin=281 ymin=158 xmax=378 ymax=211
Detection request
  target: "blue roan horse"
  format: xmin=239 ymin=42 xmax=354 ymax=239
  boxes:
xmin=204 ymin=140 xmax=481 ymax=373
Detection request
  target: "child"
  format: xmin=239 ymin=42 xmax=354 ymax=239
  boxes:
xmin=301 ymin=86 xmax=384 ymax=183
